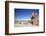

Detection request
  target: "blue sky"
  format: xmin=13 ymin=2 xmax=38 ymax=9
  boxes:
xmin=14 ymin=8 xmax=39 ymax=21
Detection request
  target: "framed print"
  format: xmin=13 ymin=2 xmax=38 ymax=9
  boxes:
xmin=5 ymin=1 xmax=45 ymax=35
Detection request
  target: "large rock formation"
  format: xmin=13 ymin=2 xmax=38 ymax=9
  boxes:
xmin=29 ymin=12 xmax=39 ymax=26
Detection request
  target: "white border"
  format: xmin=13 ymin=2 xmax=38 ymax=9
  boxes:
xmin=9 ymin=3 xmax=44 ymax=33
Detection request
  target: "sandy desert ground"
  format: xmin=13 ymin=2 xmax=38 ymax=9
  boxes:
xmin=14 ymin=19 xmax=39 ymax=27
xmin=14 ymin=23 xmax=33 ymax=27
xmin=14 ymin=20 xmax=39 ymax=27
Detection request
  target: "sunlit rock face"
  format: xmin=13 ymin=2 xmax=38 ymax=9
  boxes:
xmin=30 ymin=12 xmax=39 ymax=26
